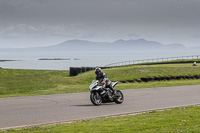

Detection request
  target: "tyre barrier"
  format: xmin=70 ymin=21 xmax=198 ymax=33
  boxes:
xmin=141 ymin=78 xmax=148 ymax=82
xmin=120 ymin=74 xmax=200 ymax=83
xmin=69 ymin=67 xmax=111 ymax=76
xmin=154 ymin=76 xmax=161 ymax=81
xmin=194 ymin=75 xmax=200 ymax=79
xmin=126 ymin=80 xmax=135 ymax=83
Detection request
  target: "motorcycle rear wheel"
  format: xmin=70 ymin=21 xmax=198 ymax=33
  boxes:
xmin=114 ymin=90 xmax=124 ymax=104
xmin=90 ymin=91 xmax=102 ymax=106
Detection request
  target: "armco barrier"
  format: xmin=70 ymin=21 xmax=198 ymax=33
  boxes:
xmin=105 ymin=55 xmax=200 ymax=67
xmin=69 ymin=67 xmax=110 ymax=76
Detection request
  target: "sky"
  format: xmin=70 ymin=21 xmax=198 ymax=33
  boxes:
xmin=1 ymin=0 xmax=200 ymax=48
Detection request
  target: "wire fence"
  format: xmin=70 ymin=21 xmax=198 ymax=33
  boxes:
xmin=105 ymin=55 xmax=200 ymax=67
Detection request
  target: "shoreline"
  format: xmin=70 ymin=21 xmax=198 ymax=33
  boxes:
xmin=0 ymin=60 xmax=20 ymax=62
xmin=38 ymin=58 xmax=80 ymax=60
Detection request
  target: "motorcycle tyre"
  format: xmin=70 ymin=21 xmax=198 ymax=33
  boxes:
xmin=114 ymin=90 xmax=124 ymax=104
xmin=90 ymin=91 xmax=102 ymax=106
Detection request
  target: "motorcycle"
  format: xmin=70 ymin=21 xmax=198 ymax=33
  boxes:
xmin=89 ymin=80 xmax=124 ymax=106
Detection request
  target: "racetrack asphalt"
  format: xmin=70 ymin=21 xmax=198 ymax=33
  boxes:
xmin=1 ymin=85 xmax=200 ymax=130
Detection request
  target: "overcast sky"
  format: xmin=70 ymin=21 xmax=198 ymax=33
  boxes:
xmin=1 ymin=0 xmax=200 ymax=48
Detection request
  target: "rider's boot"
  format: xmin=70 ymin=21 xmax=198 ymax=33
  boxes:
xmin=108 ymin=83 xmax=116 ymax=98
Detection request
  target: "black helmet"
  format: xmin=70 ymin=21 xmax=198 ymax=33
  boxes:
xmin=95 ymin=67 xmax=102 ymax=75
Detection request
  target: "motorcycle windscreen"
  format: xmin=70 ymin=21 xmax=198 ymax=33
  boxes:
xmin=111 ymin=81 xmax=118 ymax=87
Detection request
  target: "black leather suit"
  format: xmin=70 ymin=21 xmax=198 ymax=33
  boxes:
xmin=95 ymin=72 xmax=114 ymax=92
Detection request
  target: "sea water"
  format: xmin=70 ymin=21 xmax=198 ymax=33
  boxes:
xmin=0 ymin=51 xmax=199 ymax=70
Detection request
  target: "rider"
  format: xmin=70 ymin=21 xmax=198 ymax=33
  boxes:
xmin=193 ymin=61 xmax=197 ymax=66
xmin=95 ymin=67 xmax=116 ymax=96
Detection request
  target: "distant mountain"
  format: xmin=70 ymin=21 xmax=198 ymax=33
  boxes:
xmin=0 ymin=39 xmax=199 ymax=52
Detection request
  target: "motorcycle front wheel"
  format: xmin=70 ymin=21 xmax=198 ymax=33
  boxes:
xmin=114 ymin=90 xmax=124 ymax=104
xmin=90 ymin=91 xmax=102 ymax=106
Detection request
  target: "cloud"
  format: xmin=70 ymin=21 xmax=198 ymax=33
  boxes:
xmin=191 ymin=31 xmax=200 ymax=38
xmin=0 ymin=23 xmax=110 ymax=39
xmin=1 ymin=0 xmax=200 ymax=47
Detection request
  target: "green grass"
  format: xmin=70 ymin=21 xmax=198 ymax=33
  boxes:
xmin=108 ymin=64 xmax=200 ymax=81
xmin=2 ymin=106 xmax=200 ymax=133
xmin=0 ymin=69 xmax=69 ymax=97
xmin=1 ymin=62 xmax=200 ymax=97
xmin=1 ymin=61 xmax=200 ymax=132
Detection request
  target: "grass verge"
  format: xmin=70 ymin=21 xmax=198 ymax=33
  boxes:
xmin=1 ymin=106 xmax=200 ymax=133
xmin=1 ymin=63 xmax=200 ymax=97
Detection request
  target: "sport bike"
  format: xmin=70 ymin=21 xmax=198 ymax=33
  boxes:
xmin=89 ymin=80 xmax=124 ymax=106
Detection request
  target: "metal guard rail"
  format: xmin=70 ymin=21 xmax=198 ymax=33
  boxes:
xmin=105 ymin=55 xmax=200 ymax=67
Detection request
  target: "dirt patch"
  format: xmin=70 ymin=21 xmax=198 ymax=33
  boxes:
xmin=137 ymin=69 xmax=150 ymax=73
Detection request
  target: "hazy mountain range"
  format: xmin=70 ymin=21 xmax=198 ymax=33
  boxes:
xmin=0 ymin=39 xmax=199 ymax=52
